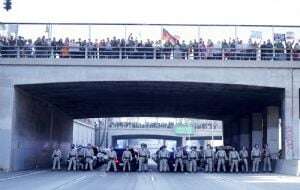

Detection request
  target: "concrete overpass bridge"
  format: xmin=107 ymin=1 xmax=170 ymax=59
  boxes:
xmin=107 ymin=125 xmax=223 ymax=147
xmin=0 ymin=58 xmax=299 ymax=175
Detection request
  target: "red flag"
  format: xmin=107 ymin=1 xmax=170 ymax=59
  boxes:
xmin=162 ymin=28 xmax=179 ymax=44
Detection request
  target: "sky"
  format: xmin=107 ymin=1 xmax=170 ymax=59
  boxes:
xmin=1 ymin=0 xmax=300 ymax=25
xmin=1 ymin=0 xmax=300 ymax=41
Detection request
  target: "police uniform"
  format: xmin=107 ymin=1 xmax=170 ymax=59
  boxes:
xmin=138 ymin=147 xmax=150 ymax=172
xmin=106 ymin=149 xmax=117 ymax=172
xmin=52 ymin=148 xmax=62 ymax=170
xmin=182 ymin=148 xmax=189 ymax=172
xmin=85 ymin=148 xmax=94 ymax=171
xmin=229 ymin=150 xmax=240 ymax=172
xmin=188 ymin=149 xmax=198 ymax=172
xmin=239 ymin=149 xmax=249 ymax=172
xmin=67 ymin=148 xmax=77 ymax=171
xmin=251 ymin=147 xmax=261 ymax=172
xmin=204 ymin=148 xmax=214 ymax=172
xmin=77 ymin=148 xmax=85 ymax=170
xmin=174 ymin=148 xmax=184 ymax=172
xmin=198 ymin=148 xmax=205 ymax=171
xmin=263 ymin=147 xmax=272 ymax=172
xmin=216 ymin=149 xmax=227 ymax=172
xmin=158 ymin=148 xmax=169 ymax=172
xmin=122 ymin=149 xmax=133 ymax=172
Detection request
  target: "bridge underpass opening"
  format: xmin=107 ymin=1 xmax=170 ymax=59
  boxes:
xmin=11 ymin=81 xmax=283 ymax=171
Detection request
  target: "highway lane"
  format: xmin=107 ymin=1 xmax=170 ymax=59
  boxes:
xmin=1 ymin=170 xmax=300 ymax=190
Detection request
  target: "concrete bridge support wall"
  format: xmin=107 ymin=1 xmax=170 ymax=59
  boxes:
xmin=0 ymin=87 xmax=74 ymax=171
xmin=264 ymin=106 xmax=280 ymax=153
xmin=0 ymin=81 xmax=14 ymax=171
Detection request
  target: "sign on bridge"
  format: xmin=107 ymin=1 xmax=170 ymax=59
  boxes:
xmin=174 ymin=123 xmax=195 ymax=135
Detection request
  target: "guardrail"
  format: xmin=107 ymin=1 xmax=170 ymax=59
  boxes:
xmin=0 ymin=46 xmax=299 ymax=61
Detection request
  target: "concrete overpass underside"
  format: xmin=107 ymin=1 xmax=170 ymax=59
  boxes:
xmin=16 ymin=81 xmax=283 ymax=119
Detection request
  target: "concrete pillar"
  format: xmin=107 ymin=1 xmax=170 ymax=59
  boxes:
xmin=182 ymin=137 xmax=186 ymax=146
xmin=282 ymin=87 xmax=299 ymax=160
xmin=252 ymin=113 xmax=263 ymax=148
xmin=240 ymin=116 xmax=250 ymax=149
xmin=0 ymin=80 xmax=14 ymax=171
xmin=275 ymin=87 xmax=300 ymax=176
xmin=265 ymin=106 xmax=280 ymax=153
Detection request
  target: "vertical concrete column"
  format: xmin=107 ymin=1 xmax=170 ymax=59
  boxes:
xmin=282 ymin=87 xmax=299 ymax=160
xmin=252 ymin=113 xmax=263 ymax=148
xmin=182 ymin=137 xmax=186 ymax=146
xmin=0 ymin=80 xmax=14 ymax=171
xmin=240 ymin=116 xmax=250 ymax=149
xmin=265 ymin=106 xmax=280 ymax=153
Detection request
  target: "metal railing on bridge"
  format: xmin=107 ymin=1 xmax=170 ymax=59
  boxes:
xmin=1 ymin=22 xmax=300 ymax=61
xmin=1 ymin=46 xmax=298 ymax=61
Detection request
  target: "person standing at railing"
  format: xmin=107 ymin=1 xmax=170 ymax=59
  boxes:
xmin=235 ymin=40 xmax=243 ymax=60
xmin=155 ymin=40 xmax=162 ymax=59
xmin=55 ymin=39 xmax=64 ymax=58
xmin=228 ymin=39 xmax=236 ymax=60
xmin=60 ymin=38 xmax=70 ymax=58
xmin=120 ymin=38 xmax=126 ymax=59
xmin=222 ymin=40 xmax=230 ymax=60
xmin=34 ymin=37 xmax=43 ymax=58
xmin=111 ymin=36 xmax=120 ymax=59
xmin=285 ymin=40 xmax=294 ymax=61
xmin=78 ymin=38 xmax=86 ymax=59
xmin=145 ymin=39 xmax=154 ymax=59
xmin=293 ymin=41 xmax=300 ymax=61
xmin=173 ymin=40 xmax=181 ymax=59
xmin=126 ymin=35 xmax=135 ymax=59
xmin=206 ymin=39 xmax=214 ymax=60
xmin=24 ymin=39 xmax=34 ymax=58
xmin=163 ymin=40 xmax=172 ymax=59
xmin=87 ymin=38 xmax=95 ymax=58
xmin=274 ymin=40 xmax=285 ymax=61
xmin=180 ymin=40 xmax=188 ymax=60
xmin=265 ymin=39 xmax=274 ymax=60
xmin=69 ymin=39 xmax=78 ymax=58
xmin=199 ymin=39 xmax=206 ymax=60
xmin=213 ymin=41 xmax=222 ymax=60
xmin=192 ymin=40 xmax=199 ymax=60
xmin=251 ymin=41 xmax=258 ymax=61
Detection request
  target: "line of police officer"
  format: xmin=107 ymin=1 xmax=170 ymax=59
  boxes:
xmin=156 ymin=143 xmax=273 ymax=173
xmin=52 ymin=144 xmax=96 ymax=171
xmin=52 ymin=143 xmax=273 ymax=173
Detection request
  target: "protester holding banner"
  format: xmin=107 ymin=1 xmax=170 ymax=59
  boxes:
xmin=294 ymin=41 xmax=300 ymax=61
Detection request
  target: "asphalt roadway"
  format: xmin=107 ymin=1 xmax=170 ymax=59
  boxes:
xmin=1 ymin=168 xmax=300 ymax=190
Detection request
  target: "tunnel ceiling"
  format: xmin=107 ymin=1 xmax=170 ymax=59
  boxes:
xmin=17 ymin=81 xmax=283 ymax=119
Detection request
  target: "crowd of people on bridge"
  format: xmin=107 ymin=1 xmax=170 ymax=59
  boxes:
xmin=1 ymin=34 xmax=300 ymax=60
xmin=51 ymin=143 xmax=277 ymax=173
xmin=108 ymin=121 xmax=221 ymax=130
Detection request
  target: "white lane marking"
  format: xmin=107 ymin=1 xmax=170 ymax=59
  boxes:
xmin=53 ymin=172 xmax=104 ymax=190
xmin=53 ymin=175 xmax=90 ymax=190
xmin=0 ymin=170 xmax=47 ymax=182
xmin=151 ymin=176 xmax=155 ymax=181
